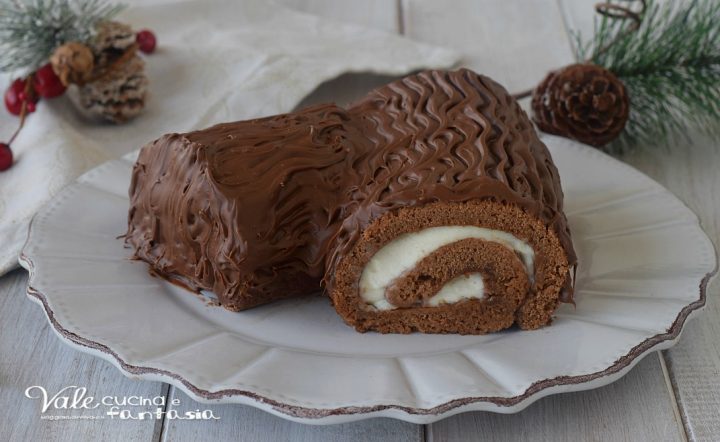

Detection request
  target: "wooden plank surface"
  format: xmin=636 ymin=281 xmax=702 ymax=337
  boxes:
xmin=0 ymin=270 xmax=167 ymax=441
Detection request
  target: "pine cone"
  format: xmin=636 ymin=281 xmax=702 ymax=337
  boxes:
xmin=531 ymin=63 xmax=629 ymax=147
xmin=79 ymin=56 xmax=148 ymax=123
xmin=71 ymin=20 xmax=148 ymax=123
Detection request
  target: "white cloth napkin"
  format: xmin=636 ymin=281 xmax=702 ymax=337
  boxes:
xmin=0 ymin=0 xmax=459 ymax=276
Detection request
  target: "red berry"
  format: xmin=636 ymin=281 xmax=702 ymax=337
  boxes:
xmin=136 ymin=29 xmax=157 ymax=54
xmin=4 ymin=79 xmax=26 ymax=115
xmin=0 ymin=143 xmax=13 ymax=171
xmin=26 ymin=101 xmax=36 ymax=113
xmin=33 ymin=63 xmax=66 ymax=98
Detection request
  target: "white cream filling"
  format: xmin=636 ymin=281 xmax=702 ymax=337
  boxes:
xmin=426 ymin=273 xmax=485 ymax=307
xmin=359 ymin=226 xmax=534 ymax=310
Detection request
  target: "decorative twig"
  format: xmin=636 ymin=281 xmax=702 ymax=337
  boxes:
xmin=592 ymin=0 xmax=647 ymax=57
xmin=7 ymin=74 xmax=33 ymax=146
xmin=512 ymin=0 xmax=646 ymax=101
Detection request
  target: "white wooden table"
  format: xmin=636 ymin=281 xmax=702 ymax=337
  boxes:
xmin=1 ymin=1 xmax=718 ymax=440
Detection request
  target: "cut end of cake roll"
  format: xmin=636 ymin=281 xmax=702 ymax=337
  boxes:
xmin=325 ymin=68 xmax=576 ymax=334
xmin=330 ymin=200 xmax=570 ymax=334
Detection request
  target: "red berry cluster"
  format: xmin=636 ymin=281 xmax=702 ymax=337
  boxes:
xmin=4 ymin=63 xmax=65 ymax=116
xmin=0 ymin=29 xmax=157 ymax=172
xmin=0 ymin=63 xmax=65 ymax=171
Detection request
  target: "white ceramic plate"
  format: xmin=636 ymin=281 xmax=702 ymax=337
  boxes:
xmin=19 ymin=135 xmax=716 ymax=424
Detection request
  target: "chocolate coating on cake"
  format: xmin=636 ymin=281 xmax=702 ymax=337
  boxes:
xmin=127 ymin=104 xmax=366 ymax=309
xmin=126 ymin=68 xmax=576 ymax=309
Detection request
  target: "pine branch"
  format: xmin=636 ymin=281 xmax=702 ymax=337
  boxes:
xmin=575 ymin=0 xmax=720 ymax=150
xmin=0 ymin=0 xmax=125 ymax=74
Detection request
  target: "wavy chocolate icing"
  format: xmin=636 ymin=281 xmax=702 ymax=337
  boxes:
xmin=126 ymin=68 xmax=576 ymax=310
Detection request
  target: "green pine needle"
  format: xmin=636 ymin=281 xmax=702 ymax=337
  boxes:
xmin=0 ymin=0 xmax=125 ymax=74
xmin=575 ymin=0 xmax=720 ymax=151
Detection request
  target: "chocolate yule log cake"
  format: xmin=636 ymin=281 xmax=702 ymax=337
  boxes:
xmin=126 ymin=68 xmax=577 ymax=334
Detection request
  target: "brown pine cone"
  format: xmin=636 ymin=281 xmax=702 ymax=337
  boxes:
xmin=531 ymin=63 xmax=629 ymax=147
xmin=70 ymin=20 xmax=148 ymax=123
xmin=79 ymin=55 xmax=148 ymax=123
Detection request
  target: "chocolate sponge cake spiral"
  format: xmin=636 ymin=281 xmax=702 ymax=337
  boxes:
xmin=126 ymin=68 xmax=576 ymax=334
